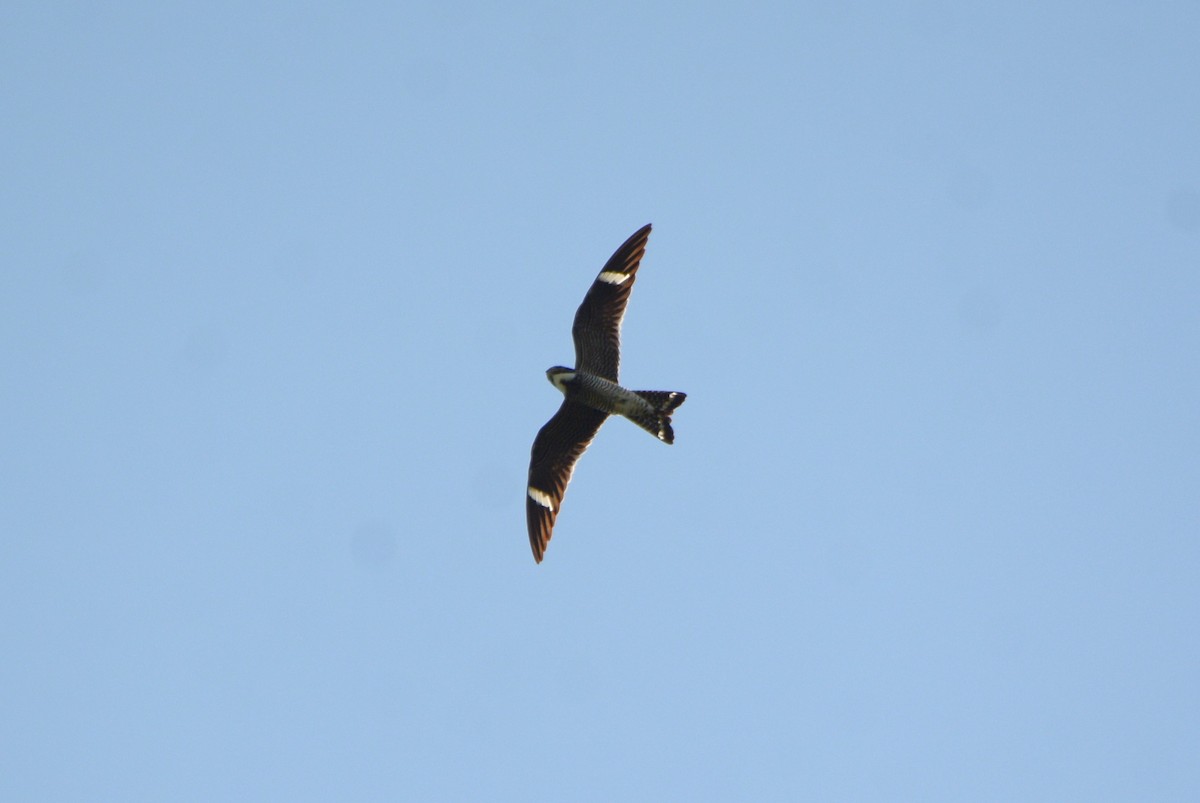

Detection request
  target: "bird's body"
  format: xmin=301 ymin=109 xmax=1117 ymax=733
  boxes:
xmin=526 ymin=224 xmax=686 ymax=563
xmin=546 ymin=367 xmax=684 ymax=442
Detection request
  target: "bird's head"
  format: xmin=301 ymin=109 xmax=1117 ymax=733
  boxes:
xmin=546 ymin=366 xmax=576 ymax=393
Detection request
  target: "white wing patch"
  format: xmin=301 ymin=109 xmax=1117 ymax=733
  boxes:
xmin=597 ymin=271 xmax=631 ymax=285
xmin=528 ymin=487 xmax=555 ymax=510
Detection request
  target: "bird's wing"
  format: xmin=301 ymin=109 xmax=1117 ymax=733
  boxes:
xmin=526 ymin=400 xmax=609 ymax=563
xmin=571 ymin=223 xmax=652 ymax=382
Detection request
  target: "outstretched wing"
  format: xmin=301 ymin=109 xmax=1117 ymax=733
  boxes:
xmin=571 ymin=223 xmax=652 ymax=382
xmin=526 ymin=400 xmax=609 ymax=563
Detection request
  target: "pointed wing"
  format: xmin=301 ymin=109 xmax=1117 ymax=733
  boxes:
xmin=571 ymin=223 xmax=652 ymax=382
xmin=526 ymin=400 xmax=609 ymax=563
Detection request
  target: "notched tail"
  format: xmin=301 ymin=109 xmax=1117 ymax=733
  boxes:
xmin=630 ymin=390 xmax=687 ymax=444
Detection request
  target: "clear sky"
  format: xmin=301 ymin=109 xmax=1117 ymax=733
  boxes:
xmin=2 ymin=2 xmax=1197 ymax=800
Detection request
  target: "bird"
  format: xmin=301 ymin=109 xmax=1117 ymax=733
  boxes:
xmin=526 ymin=223 xmax=686 ymax=563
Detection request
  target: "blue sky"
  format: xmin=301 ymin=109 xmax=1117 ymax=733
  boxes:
xmin=2 ymin=2 xmax=1198 ymax=800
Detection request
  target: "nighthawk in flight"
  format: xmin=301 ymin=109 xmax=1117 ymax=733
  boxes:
xmin=526 ymin=224 xmax=686 ymax=563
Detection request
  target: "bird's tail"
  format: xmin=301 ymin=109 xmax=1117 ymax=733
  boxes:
xmin=629 ymin=390 xmax=687 ymax=444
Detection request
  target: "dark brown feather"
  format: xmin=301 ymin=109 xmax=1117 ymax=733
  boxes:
xmin=571 ymin=223 xmax=652 ymax=381
xmin=526 ymin=400 xmax=609 ymax=562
